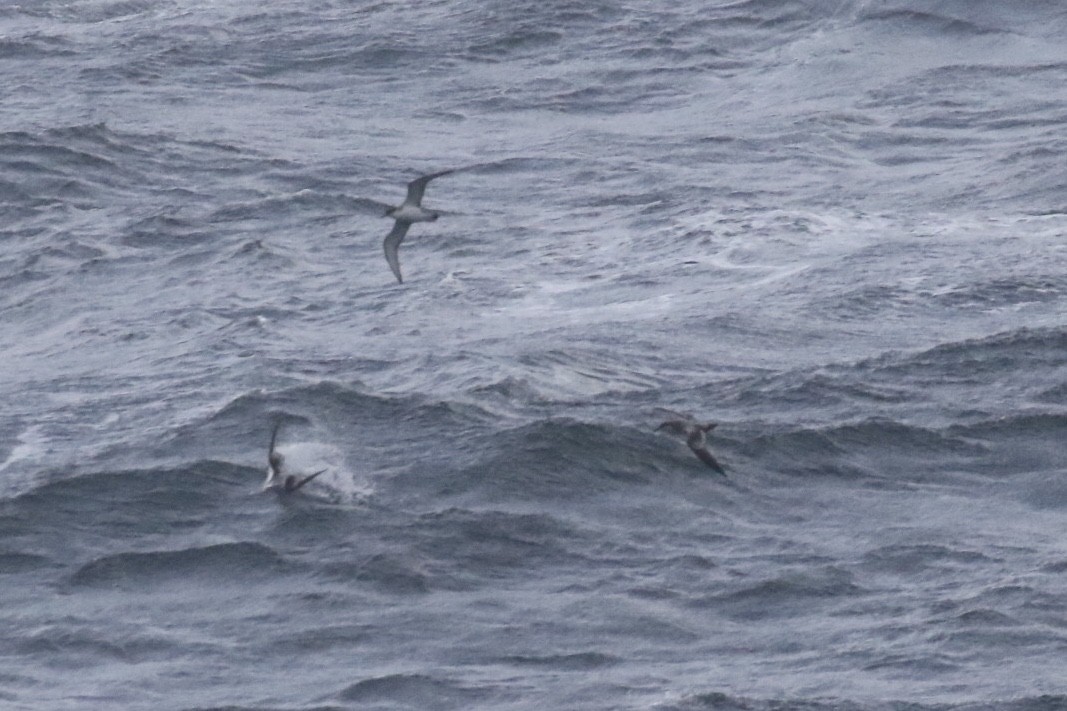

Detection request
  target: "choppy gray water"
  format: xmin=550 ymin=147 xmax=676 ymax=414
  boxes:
xmin=2 ymin=1 xmax=1067 ymax=709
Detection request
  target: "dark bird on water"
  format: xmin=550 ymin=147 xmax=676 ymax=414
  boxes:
xmin=655 ymin=409 xmax=726 ymax=475
xmin=264 ymin=422 xmax=326 ymax=493
xmin=381 ymin=169 xmax=455 ymax=284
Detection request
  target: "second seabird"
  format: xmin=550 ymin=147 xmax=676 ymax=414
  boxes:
xmin=381 ymin=169 xmax=454 ymax=284
xmin=655 ymin=409 xmax=727 ymax=475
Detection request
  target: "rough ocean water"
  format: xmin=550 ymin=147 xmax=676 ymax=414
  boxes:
xmin=2 ymin=1 xmax=1067 ymax=709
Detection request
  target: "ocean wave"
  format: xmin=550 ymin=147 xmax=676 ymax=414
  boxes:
xmin=35 ymin=0 xmax=154 ymax=23
xmin=859 ymin=8 xmax=1006 ymax=36
xmin=687 ymin=566 xmax=863 ymax=618
xmin=14 ymin=623 xmax=175 ymax=664
xmin=659 ymin=692 xmax=1067 ymax=711
xmin=468 ymin=28 xmax=564 ymax=59
xmin=0 ymin=34 xmax=76 ymax=59
xmin=465 ymin=375 xmax=551 ymax=408
xmin=743 ymin=418 xmax=987 ymax=480
xmin=821 ymin=275 xmax=1067 ymax=322
xmin=852 ymin=326 xmax=1066 ymax=394
xmin=68 ymin=541 xmax=288 ymax=589
xmin=905 ymin=324 xmax=1064 ymax=359
xmin=412 ymin=507 xmax=592 ymax=575
xmin=0 ymin=129 xmax=132 ymax=208
xmin=0 ymin=265 xmax=53 ymax=294
xmin=862 ymin=652 xmax=963 ymax=674
xmin=0 ymin=124 xmax=205 ymax=212
xmin=444 ymin=418 xmax=663 ymax=501
xmin=949 ymin=412 xmax=1067 ymax=439
xmin=263 ymin=623 xmax=372 ymax=655
xmin=209 ymin=191 xmax=390 ymax=224
xmin=860 ymin=543 xmax=996 ymax=575
xmin=321 ymin=551 xmax=437 ymax=595
xmin=500 ymin=651 xmax=620 ymax=670
xmin=3 ymin=462 xmax=251 ymax=543
xmin=120 ymin=213 xmax=214 ymax=250
xmin=0 ymin=551 xmax=51 ymax=575
xmin=949 ymin=608 xmax=1019 ymax=627
xmin=726 ymin=368 xmax=913 ymax=409
xmin=338 ymin=673 xmax=493 ymax=707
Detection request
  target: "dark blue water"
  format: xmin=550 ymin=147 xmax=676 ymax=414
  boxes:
xmin=3 ymin=1 xmax=1067 ymax=709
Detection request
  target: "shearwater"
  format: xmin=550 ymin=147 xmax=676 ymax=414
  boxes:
xmin=381 ymin=169 xmax=454 ymax=284
xmin=655 ymin=409 xmax=726 ymax=475
xmin=264 ymin=422 xmax=327 ymax=493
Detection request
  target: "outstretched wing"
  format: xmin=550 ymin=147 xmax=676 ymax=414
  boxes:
xmin=288 ymin=469 xmax=327 ymax=492
xmin=383 ymin=220 xmax=412 ymax=284
xmin=688 ymin=442 xmax=726 ymax=475
xmin=656 ymin=420 xmax=689 ymax=436
xmin=267 ymin=422 xmax=283 ymax=476
xmin=653 ymin=407 xmax=695 ymax=422
xmin=404 ymin=169 xmax=454 ymax=207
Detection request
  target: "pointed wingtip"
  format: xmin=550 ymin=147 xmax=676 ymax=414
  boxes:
xmin=291 ymin=469 xmax=327 ymax=492
xmin=383 ymin=221 xmax=409 ymax=283
xmin=268 ymin=421 xmax=280 ymax=456
xmin=422 ymin=168 xmax=455 ymax=180
xmin=691 ymin=446 xmax=727 ymax=475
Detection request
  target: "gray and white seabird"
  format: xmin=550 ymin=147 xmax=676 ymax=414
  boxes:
xmin=382 ymin=169 xmax=455 ymax=284
xmin=264 ymin=422 xmax=326 ymax=493
xmin=655 ymin=409 xmax=726 ymax=475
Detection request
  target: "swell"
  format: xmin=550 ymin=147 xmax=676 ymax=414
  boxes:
xmin=0 ymin=34 xmax=76 ymax=59
xmin=411 ymin=506 xmax=594 ymax=576
xmin=858 ymin=8 xmax=1007 ymax=36
xmin=860 ymin=326 xmax=1067 ymax=377
xmin=662 ymin=694 xmax=1067 ymax=711
xmin=743 ymin=418 xmax=987 ymax=481
xmin=434 ymin=418 xmax=668 ymax=503
xmin=0 ymin=123 xmax=267 ymax=222
xmin=68 ymin=541 xmax=287 ymax=589
xmin=338 ymin=673 xmax=494 ymax=707
xmin=819 ymin=275 xmax=1067 ymax=323
xmin=19 ymin=0 xmax=154 ymax=23
xmin=685 ymin=566 xmax=864 ymax=620
xmin=14 ymin=622 xmax=181 ymax=665
xmin=0 ymin=462 xmax=251 ymax=550
xmin=711 ymin=324 xmax=1065 ymax=421
xmin=720 ymin=324 xmax=1066 ymax=479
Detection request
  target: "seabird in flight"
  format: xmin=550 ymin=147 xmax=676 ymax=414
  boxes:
xmin=655 ymin=409 xmax=726 ymax=475
xmin=382 ymin=169 xmax=455 ymax=283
